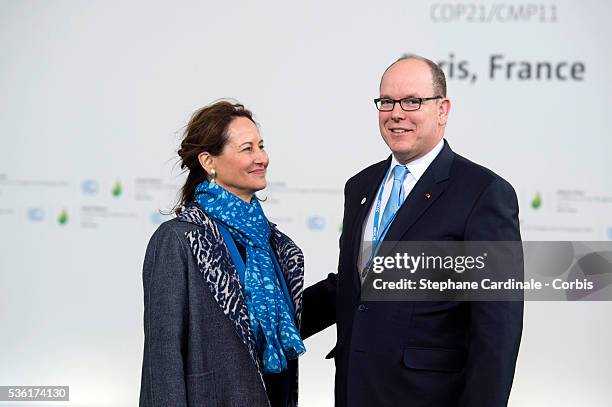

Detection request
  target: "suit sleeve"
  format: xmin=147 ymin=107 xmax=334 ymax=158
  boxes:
xmin=461 ymin=178 xmax=524 ymax=407
xmin=301 ymin=273 xmax=337 ymax=339
xmin=301 ymin=178 xmax=355 ymax=340
xmin=140 ymin=224 xmax=189 ymax=406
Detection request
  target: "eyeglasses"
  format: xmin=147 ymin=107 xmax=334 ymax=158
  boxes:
xmin=374 ymin=96 xmax=443 ymax=112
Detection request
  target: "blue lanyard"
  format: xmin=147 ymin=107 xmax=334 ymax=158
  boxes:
xmin=370 ymin=164 xmax=399 ymax=260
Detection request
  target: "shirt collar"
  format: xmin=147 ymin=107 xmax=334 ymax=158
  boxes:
xmin=387 ymin=138 xmax=445 ymax=183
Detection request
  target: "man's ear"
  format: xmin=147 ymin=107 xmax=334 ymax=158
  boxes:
xmin=197 ymin=152 xmax=214 ymax=174
xmin=438 ymin=98 xmax=451 ymax=126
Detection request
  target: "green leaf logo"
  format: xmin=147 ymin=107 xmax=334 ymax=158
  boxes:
xmin=58 ymin=209 xmax=68 ymax=225
xmin=112 ymin=180 xmax=122 ymax=197
xmin=531 ymin=192 xmax=542 ymax=209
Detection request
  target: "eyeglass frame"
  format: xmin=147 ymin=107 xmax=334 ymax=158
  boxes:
xmin=373 ymin=96 xmax=443 ymax=112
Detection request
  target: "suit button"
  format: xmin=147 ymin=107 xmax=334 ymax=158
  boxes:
xmin=357 ymin=304 xmax=367 ymax=312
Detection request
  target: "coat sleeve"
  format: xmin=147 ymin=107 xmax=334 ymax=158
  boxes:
xmin=140 ymin=223 xmax=189 ymax=407
xmin=460 ymin=178 xmax=524 ymax=407
xmin=301 ymin=273 xmax=337 ymax=339
xmin=301 ymin=178 xmax=355 ymax=340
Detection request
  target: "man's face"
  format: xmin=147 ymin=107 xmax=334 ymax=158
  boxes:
xmin=378 ymin=59 xmax=450 ymax=164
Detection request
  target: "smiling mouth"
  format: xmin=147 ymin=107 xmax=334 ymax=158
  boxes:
xmin=389 ymin=128 xmax=412 ymax=134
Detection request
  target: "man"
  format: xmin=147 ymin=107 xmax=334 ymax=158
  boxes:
xmin=302 ymin=55 xmax=523 ymax=407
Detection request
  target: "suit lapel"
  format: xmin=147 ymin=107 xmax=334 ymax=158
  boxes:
xmin=384 ymin=141 xmax=454 ymax=244
xmin=350 ymin=158 xmax=391 ymax=290
xmin=383 ymin=172 xmax=444 ymax=242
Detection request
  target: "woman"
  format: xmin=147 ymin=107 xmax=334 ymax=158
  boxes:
xmin=139 ymin=101 xmax=306 ymax=407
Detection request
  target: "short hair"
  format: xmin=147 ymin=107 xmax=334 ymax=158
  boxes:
xmin=382 ymin=54 xmax=447 ymax=97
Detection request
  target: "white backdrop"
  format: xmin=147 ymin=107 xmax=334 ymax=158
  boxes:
xmin=1 ymin=0 xmax=611 ymax=405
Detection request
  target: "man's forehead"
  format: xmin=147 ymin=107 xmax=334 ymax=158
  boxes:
xmin=380 ymin=59 xmax=433 ymax=94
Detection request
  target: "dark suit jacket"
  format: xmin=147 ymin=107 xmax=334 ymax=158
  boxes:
xmin=139 ymin=204 xmax=304 ymax=407
xmin=302 ymin=141 xmax=523 ymax=407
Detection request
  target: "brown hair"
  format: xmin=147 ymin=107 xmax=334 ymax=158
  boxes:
xmin=174 ymin=100 xmax=255 ymax=214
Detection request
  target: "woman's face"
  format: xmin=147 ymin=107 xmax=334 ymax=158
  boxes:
xmin=207 ymin=117 xmax=269 ymax=202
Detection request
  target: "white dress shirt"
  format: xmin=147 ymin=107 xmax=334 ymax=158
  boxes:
xmin=358 ymin=138 xmax=445 ymax=275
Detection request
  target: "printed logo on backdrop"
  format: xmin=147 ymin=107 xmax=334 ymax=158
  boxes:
xmin=27 ymin=207 xmax=45 ymax=222
xmin=531 ymin=192 xmax=542 ymax=210
xmin=112 ymin=180 xmax=123 ymax=197
xmin=81 ymin=180 xmax=99 ymax=195
xmin=57 ymin=209 xmax=68 ymax=225
xmin=307 ymin=216 xmax=326 ymax=231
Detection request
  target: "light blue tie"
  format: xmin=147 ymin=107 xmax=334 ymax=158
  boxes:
xmin=380 ymin=164 xmax=409 ymax=231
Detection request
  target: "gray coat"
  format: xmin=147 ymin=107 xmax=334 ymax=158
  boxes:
xmin=139 ymin=204 xmax=304 ymax=407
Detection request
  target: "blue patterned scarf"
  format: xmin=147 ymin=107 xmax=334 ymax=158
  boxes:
xmin=194 ymin=181 xmax=305 ymax=373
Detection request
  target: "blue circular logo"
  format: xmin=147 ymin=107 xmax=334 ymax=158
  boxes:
xmin=81 ymin=180 xmax=99 ymax=195
xmin=27 ymin=207 xmax=45 ymax=222
xmin=307 ymin=216 xmax=326 ymax=231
